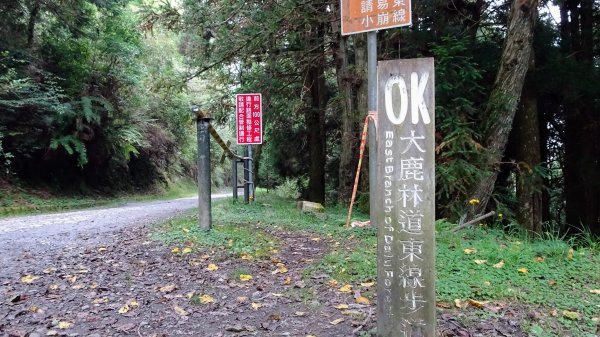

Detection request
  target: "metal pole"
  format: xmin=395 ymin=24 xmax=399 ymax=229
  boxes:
xmin=243 ymin=148 xmax=250 ymax=204
xmin=232 ymin=158 xmax=238 ymax=200
xmin=196 ymin=117 xmax=212 ymax=230
xmin=248 ymin=145 xmax=254 ymax=202
xmin=367 ymin=31 xmax=378 ymax=219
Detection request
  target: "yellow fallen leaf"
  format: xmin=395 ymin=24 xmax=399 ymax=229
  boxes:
xmin=77 ymin=269 xmax=88 ymax=274
xmin=355 ymin=296 xmax=370 ymax=305
xmin=239 ymin=274 xmax=253 ymax=282
xmin=49 ymin=284 xmax=59 ymax=290
xmin=92 ymin=298 xmax=108 ymax=304
xmin=128 ymin=299 xmax=139 ymax=307
xmin=328 ymin=279 xmax=338 ymax=287
xmin=272 ymin=293 xmax=284 ymax=297
xmin=311 ymin=237 xmax=321 ymax=241
xmin=20 ymin=275 xmax=40 ymax=284
xmin=468 ymin=298 xmax=488 ymax=309
xmin=29 ymin=305 xmax=41 ymax=313
xmin=590 ymin=289 xmax=600 ymax=294
xmin=251 ymin=302 xmax=262 ymax=310
xmin=567 ymin=248 xmax=574 ymax=260
xmin=272 ymin=264 xmax=288 ymax=274
xmin=171 ymin=247 xmax=181 ymax=253
xmin=206 ymin=263 xmax=218 ymax=271
xmin=493 ymin=260 xmax=505 ymax=268
xmin=57 ymin=321 xmax=72 ymax=329
xmin=118 ymin=304 xmax=129 ymax=314
xmin=182 ymin=228 xmax=190 ymax=233
xmin=454 ymin=299 xmax=468 ymax=309
xmin=71 ymin=283 xmax=85 ymax=290
xmin=174 ymin=305 xmax=189 ymax=316
xmin=463 ymin=248 xmax=477 ymax=254
xmin=474 ymin=260 xmax=487 ymax=265
xmin=562 ymin=310 xmax=580 ymax=320
xmin=159 ymin=283 xmax=176 ymax=292
xmin=533 ymin=256 xmax=545 ymax=263
xmin=334 ymin=304 xmax=349 ymax=310
xmin=43 ymin=267 xmax=57 ymax=274
xmin=237 ymin=296 xmax=249 ymax=303
xmin=97 ymin=247 xmax=108 ymax=253
xmin=199 ymin=294 xmax=215 ymax=304
xmin=360 ymin=282 xmax=375 ymax=287
xmin=436 ymin=302 xmax=452 ymax=309
xmin=517 ymin=268 xmax=529 ymax=273
xmin=330 ymin=318 xmax=345 ymax=325
xmin=338 ymin=284 xmax=353 ymax=293
xmin=89 ymin=283 xmax=98 ymax=289
xmin=283 ymin=276 xmax=292 ymax=285
xmin=65 ymin=275 xmax=77 ymax=284
xmin=306 ymin=335 xmax=316 ymax=337
xmin=240 ymin=253 xmax=252 ymax=260
xmin=182 ymin=247 xmax=192 ymax=254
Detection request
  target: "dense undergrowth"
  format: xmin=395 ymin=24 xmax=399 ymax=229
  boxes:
xmin=154 ymin=192 xmax=600 ymax=337
xmin=0 ymin=178 xmax=197 ymax=217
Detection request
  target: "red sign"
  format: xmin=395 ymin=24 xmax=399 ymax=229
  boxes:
xmin=341 ymin=0 xmax=411 ymax=35
xmin=236 ymin=94 xmax=263 ymax=145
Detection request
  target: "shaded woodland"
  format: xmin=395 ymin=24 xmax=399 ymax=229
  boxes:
xmin=0 ymin=0 xmax=598 ymax=236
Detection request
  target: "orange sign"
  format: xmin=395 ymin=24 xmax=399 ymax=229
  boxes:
xmin=341 ymin=0 xmax=412 ymax=35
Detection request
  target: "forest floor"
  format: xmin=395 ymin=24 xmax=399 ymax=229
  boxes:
xmin=1 ymin=193 xmax=598 ymax=337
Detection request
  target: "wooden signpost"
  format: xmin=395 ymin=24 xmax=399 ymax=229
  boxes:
xmin=376 ymin=58 xmax=435 ymax=337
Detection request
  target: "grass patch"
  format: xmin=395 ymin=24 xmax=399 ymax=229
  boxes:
xmin=152 ymin=212 xmax=279 ymax=260
xmin=153 ymin=193 xmax=600 ymax=336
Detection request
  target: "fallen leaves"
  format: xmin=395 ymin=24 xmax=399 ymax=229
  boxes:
xmin=20 ymin=275 xmax=40 ymax=284
xmin=159 ymin=283 xmax=177 ymax=293
xmin=338 ymin=284 xmax=353 ymax=293
xmin=199 ymin=294 xmax=215 ymax=304
xmin=206 ymin=263 xmax=218 ymax=271
xmin=590 ymin=289 xmax=600 ymax=294
xmin=463 ymin=248 xmax=478 ymax=254
xmin=567 ymin=248 xmax=574 ymax=260
xmin=118 ymin=304 xmax=130 ymax=314
xmin=517 ymin=268 xmax=529 ymax=274
xmin=239 ymin=274 xmax=253 ymax=282
xmin=174 ymin=305 xmax=189 ymax=316
xmin=562 ymin=310 xmax=580 ymax=320
xmin=57 ymin=321 xmax=72 ymax=329
xmin=355 ymin=296 xmax=370 ymax=305
xmin=334 ymin=304 xmax=349 ymax=310
xmin=329 ymin=318 xmax=345 ymax=325
xmin=473 ymin=259 xmax=487 ymax=265
xmin=493 ymin=260 xmax=505 ymax=268
xmin=251 ymin=302 xmax=262 ymax=310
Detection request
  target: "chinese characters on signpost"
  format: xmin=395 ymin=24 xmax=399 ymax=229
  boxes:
xmin=236 ymin=94 xmax=263 ymax=145
xmin=377 ymin=58 xmax=435 ymax=337
xmin=341 ymin=0 xmax=412 ymax=35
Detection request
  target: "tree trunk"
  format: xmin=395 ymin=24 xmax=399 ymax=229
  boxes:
xmin=514 ymin=59 xmax=543 ymax=233
xmin=562 ymin=0 xmax=600 ymax=235
xmin=331 ymin=7 xmax=363 ymax=203
xmin=304 ymin=12 xmax=327 ymax=204
xmin=27 ymin=0 xmax=41 ymax=49
xmin=467 ymin=0 xmax=539 ymax=216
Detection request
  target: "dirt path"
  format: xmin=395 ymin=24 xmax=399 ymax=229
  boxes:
xmin=0 ymin=198 xmax=531 ymax=337
xmin=0 ymin=194 xmax=229 ymax=268
xmin=0 ymin=224 xmax=376 ymax=337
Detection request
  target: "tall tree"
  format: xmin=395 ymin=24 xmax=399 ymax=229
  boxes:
xmin=466 ymin=0 xmax=539 ymax=217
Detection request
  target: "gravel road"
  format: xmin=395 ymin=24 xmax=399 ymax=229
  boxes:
xmin=0 ymin=193 xmax=230 ymax=273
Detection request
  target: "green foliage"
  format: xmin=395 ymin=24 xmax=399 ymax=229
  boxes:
xmin=432 ymin=36 xmax=488 ymax=219
xmin=273 ymin=178 xmax=302 ymax=200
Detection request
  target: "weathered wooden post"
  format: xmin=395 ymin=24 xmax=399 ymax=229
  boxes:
xmin=195 ymin=110 xmax=212 ymax=231
xmin=376 ymin=58 xmax=435 ymax=336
